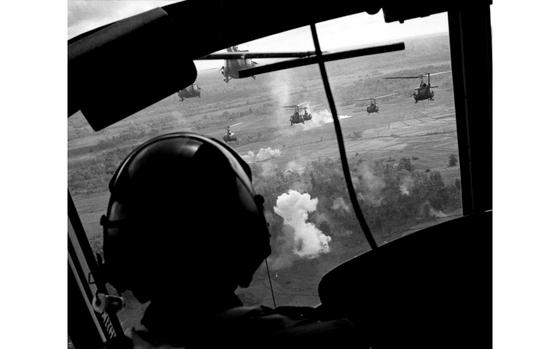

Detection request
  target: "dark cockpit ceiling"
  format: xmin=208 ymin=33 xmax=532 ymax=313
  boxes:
xmin=160 ymin=0 xmax=490 ymax=58
xmin=71 ymin=0 xmax=491 ymax=61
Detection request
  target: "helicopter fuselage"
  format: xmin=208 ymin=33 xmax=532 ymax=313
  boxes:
xmin=290 ymin=112 xmax=305 ymax=126
xmin=413 ymin=84 xmax=435 ymax=102
xmin=221 ymin=47 xmax=257 ymax=82
xmin=289 ymin=109 xmax=312 ymax=126
xmin=223 ymin=130 xmax=237 ymax=142
xmin=366 ymin=101 xmax=379 ymax=113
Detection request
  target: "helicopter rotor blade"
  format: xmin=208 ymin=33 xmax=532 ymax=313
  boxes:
xmin=283 ymin=103 xmax=309 ymax=108
xmin=374 ymin=92 xmax=398 ymax=99
xmin=428 ymin=70 xmax=452 ymax=77
xmin=384 ymin=75 xmax=422 ymax=79
xmin=199 ymin=51 xmax=317 ymax=60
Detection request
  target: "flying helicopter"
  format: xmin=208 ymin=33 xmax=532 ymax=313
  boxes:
xmin=223 ymin=125 xmax=237 ymax=142
xmin=198 ymin=46 xmax=317 ymax=83
xmin=221 ymin=46 xmax=256 ymax=83
xmin=222 ymin=122 xmax=242 ymax=142
xmin=353 ymin=92 xmax=397 ymax=113
xmin=384 ymin=71 xmax=451 ymax=103
xmin=284 ymin=104 xmax=312 ymax=126
xmin=177 ymin=84 xmax=201 ymax=101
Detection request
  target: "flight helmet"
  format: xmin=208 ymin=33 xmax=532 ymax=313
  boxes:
xmin=100 ymin=132 xmax=271 ymax=301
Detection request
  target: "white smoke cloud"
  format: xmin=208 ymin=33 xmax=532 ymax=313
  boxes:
xmin=273 ymin=190 xmax=332 ymax=260
xmin=299 ymin=108 xmax=353 ymax=130
xmin=266 ymin=70 xmax=298 ymax=129
xmin=420 ymin=202 xmax=448 ymax=218
xmin=269 ymin=227 xmax=298 ymax=270
xmin=284 ymin=160 xmax=306 ymax=175
xmin=352 ymin=162 xmax=385 ymax=192
xmin=331 ymin=197 xmax=350 ymax=212
xmin=429 ymin=207 xmax=448 ymax=218
xmin=241 ymin=147 xmax=281 ymax=163
xmin=351 ymin=162 xmax=385 ymax=206
xmin=324 ymin=114 xmax=353 ymax=123
xmin=259 ymin=161 xmax=277 ymax=177
xmin=400 ymin=176 xmax=414 ymax=196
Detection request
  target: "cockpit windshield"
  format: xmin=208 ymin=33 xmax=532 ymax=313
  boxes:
xmin=69 ymin=9 xmax=462 ymax=332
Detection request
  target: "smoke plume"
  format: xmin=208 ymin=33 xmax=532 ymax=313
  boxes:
xmin=352 ymin=162 xmax=385 ymax=195
xmin=429 ymin=207 xmax=448 ymax=218
xmin=399 ymin=176 xmax=414 ymax=196
xmin=241 ymin=147 xmax=281 ymax=163
xmin=331 ymin=197 xmax=350 ymax=212
xmin=259 ymin=161 xmax=277 ymax=177
xmin=266 ymin=70 xmax=296 ymax=128
xmin=421 ymin=202 xmax=448 ymax=218
xmin=273 ymin=190 xmax=331 ymax=263
xmin=301 ymin=108 xmax=353 ymax=130
xmin=350 ymin=162 xmax=385 ymax=206
xmin=284 ymin=160 xmax=306 ymax=175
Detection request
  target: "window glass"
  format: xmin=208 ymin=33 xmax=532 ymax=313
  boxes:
xmin=68 ymin=10 xmax=462 ymax=331
xmin=318 ymin=12 xmax=462 ymax=245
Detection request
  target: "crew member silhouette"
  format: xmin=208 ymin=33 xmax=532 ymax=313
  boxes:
xmin=100 ymin=132 xmax=366 ymax=348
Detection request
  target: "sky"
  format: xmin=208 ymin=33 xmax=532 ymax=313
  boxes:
xmin=67 ymin=0 xmax=449 ymax=70
xmin=68 ymin=0 xmax=182 ymax=38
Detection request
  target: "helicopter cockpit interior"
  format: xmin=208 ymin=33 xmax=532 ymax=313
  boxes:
xmin=68 ymin=1 xmax=492 ymax=348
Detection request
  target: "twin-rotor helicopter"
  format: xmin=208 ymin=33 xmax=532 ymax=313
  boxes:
xmin=384 ymin=71 xmax=451 ymax=103
xmin=284 ymin=104 xmax=312 ymax=126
